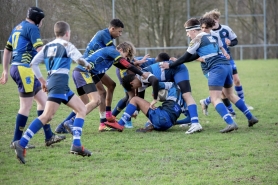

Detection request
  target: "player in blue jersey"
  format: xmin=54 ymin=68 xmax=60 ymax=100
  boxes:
xmin=61 ymin=42 xmax=150 ymax=133
xmin=105 ymin=74 xmax=191 ymax=132
xmin=200 ymin=9 xmax=254 ymax=117
xmin=55 ymin=19 xmax=125 ymax=133
xmin=0 ymin=7 xmax=65 ymax=149
xmin=194 ymin=17 xmax=237 ymax=117
xmin=12 ymin=21 xmax=93 ymax=164
xmin=106 ymin=59 xmax=202 ymax=134
xmin=112 ymin=52 xmax=170 ymax=128
xmin=160 ymin=18 xmax=258 ymax=133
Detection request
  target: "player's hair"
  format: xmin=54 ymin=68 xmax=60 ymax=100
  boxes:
xmin=184 ymin=18 xmax=201 ymax=31
xmin=199 ymin=17 xmax=215 ymax=29
xmin=110 ymin=19 xmax=124 ymax=28
xmin=54 ymin=21 xmax=70 ymax=37
xmin=157 ymin=52 xmax=170 ymax=62
xmin=122 ymin=74 xmax=136 ymax=91
xmin=203 ymin=9 xmax=221 ymax=20
xmin=116 ymin=41 xmax=136 ymax=61
xmin=27 ymin=7 xmax=44 ymax=26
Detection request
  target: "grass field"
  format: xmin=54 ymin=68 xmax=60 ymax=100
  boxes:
xmin=0 ymin=60 xmax=278 ymax=185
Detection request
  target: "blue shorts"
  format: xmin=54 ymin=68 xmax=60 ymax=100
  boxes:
xmin=172 ymin=64 xmax=189 ymax=84
xmin=10 ymin=65 xmax=41 ymax=94
xmin=147 ymin=108 xmax=173 ymax=131
xmin=72 ymin=68 xmax=93 ymax=89
xmin=207 ymin=64 xmax=233 ymax=87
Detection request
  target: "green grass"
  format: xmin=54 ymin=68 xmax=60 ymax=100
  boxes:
xmin=0 ymin=60 xmax=278 ymax=185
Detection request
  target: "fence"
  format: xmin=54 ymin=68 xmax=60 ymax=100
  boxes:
xmin=1 ymin=44 xmax=278 ymax=64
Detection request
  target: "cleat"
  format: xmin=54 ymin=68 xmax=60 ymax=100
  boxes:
xmin=70 ymin=145 xmax=92 ymax=157
xmin=10 ymin=142 xmax=35 ymax=149
xmin=245 ymin=103 xmax=254 ymax=110
xmin=229 ymin=112 xmax=236 ymax=119
xmin=248 ymin=116 xmax=258 ymax=127
xmin=55 ymin=123 xmax=69 ymax=134
xmin=98 ymin=125 xmax=117 ymax=132
xmin=136 ymin=123 xmax=154 ymax=133
xmin=106 ymin=115 xmax=116 ymax=122
xmin=64 ymin=119 xmax=74 ymax=134
xmin=13 ymin=140 xmax=26 ymax=164
xmin=199 ymin=99 xmax=208 ymax=116
xmin=220 ymin=122 xmax=238 ymax=133
xmin=104 ymin=121 xmax=124 ymax=132
xmin=185 ymin=123 xmax=202 ymax=134
xmin=124 ymin=120 xmax=133 ymax=128
xmin=45 ymin=133 xmax=66 ymax=146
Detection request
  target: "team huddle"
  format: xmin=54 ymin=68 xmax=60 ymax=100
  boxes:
xmin=0 ymin=7 xmax=258 ymax=164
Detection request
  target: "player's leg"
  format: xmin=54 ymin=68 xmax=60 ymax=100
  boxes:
xmin=199 ymin=73 xmax=211 ymax=115
xmin=223 ymin=86 xmax=258 ymax=127
xmin=66 ymin=92 xmax=92 ymax=156
xmin=173 ymin=65 xmax=201 ymax=133
xmin=221 ymin=92 xmax=236 ymax=119
xmin=105 ymin=96 xmax=151 ymax=131
xmin=13 ymin=99 xmax=61 ymax=164
xmin=100 ymin=73 xmax=116 ymax=120
xmin=208 ymin=65 xmax=237 ymax=133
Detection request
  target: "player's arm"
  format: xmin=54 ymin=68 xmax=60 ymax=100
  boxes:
xmin=0 ymin=48 xmax=12 ymax=85
xmin=114 ymin=57 xmax=144 ymax=76
xmin=68 ymin=43 xmax=91 ymax=70
xmin=167 ymin=52 xmax=200 ymax=68
xmin=226 ymin=38 xmax=238 ymax=47
xmin=147 ymin=76 xmax=159 ymax=109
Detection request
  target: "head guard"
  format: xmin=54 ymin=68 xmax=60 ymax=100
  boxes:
xmin=27 ymin=7 xmax=45 ymax=26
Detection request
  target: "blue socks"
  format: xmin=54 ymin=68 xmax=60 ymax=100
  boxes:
xmin=204 ymin=97 xmax=211 ymax=105
xmin=112 ymin=99 xmax=127 ymax=116
xmin=12 ymin=114 xmax=28 ymax=142
xmin=72 ymin=118 xmax=84 ymax=147
xmin=118 ymin=104 xmax=136 ymax=126
xmin=235 ymin=99 xmax=253 ymax=120
xmin=235 ymin=85 xmax=244 ymax=101
xmin=187 ymin=104 xmax=199 ymax=124
xmin=37 ymin=110 xmax=52 ymax=140
xmin=20 ymin=118 xmax=43 ymax=148
xmin=215 ymin=103 xmax=234 ymax=124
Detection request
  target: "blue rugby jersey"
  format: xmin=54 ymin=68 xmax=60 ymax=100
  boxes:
xmin=187 ymin=32 xmax=230 ymax=75
xmin=134 ymin=57 xmax=157 ymax=68
xmin=211 ymin=25 xmax=237 ymax=54
xmin=78 ymin=46 xmax=121 ymax=75
xmin=83 ymin=28 xmax=114 ymax=58
xmin=5 ymin=21 xmax=43 ymax=65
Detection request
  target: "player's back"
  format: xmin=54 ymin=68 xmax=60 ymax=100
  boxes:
xmin=83 ymin=28 xmax=113 ymax=58
xmin=7 ymin=21 xmax=43 ymax=65
xmin=85 ymin=46 xmax=121 ymax=75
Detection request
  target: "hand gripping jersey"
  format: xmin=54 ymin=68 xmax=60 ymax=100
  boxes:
xmin=83 ymin=28 xmax=114 ymax=58
xmin=134 ymin=57 xmax=157 ymax=68
xmin=5 ymin=21 xmax=43 ymax=65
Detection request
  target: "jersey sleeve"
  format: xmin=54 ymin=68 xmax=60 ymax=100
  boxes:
xmin=5 ymin=34 xmax=13 ymax=51
xmin=67 ymin=42 xmax=83 ymax=62
xmin=29 ymin=25 xmax=43 ymax=49
xmin=226 ymin=26 xmax=237 ymax=40
xmin=186 ymin=37 xmax=201 ymax=54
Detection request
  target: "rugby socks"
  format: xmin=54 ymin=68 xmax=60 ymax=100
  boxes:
xmin=99 ymin=112 xmax=106 ymax=124
xmin=222 ymin=98 xmax=235 ymax=114
xmin=215 ymin=103 xmax=234 ymax=124
xmin=204 ymin=96 xmax=211 ymax=105
xmin=12 ymin=114 xmax=28 ymax=142
xmin=187 ymin=104 xmax=199 ymax=124
xmin=37 ymin=110 xmax=52 ymax=140
xmin=235 ymin=99 xmax=253 ymax=120
xmin=72 ymin=118 xmax=84 ymax=147
xmin=112 ymin=99 xmax=127 ymax=116
xmin=106 ymin=106 xmax=112 ymax=118
xmin=19 ymin=118 xmax=43 ymax=148
xmin=235 ymin=86 xmax=245 ymax=101
xmin=56 ymin=111 xmax=76 ymax=129
xmin=118 ymin=104 xmax=136 ymax=126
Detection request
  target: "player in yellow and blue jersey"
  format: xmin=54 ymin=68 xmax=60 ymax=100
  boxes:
xmin=0 ymin=7 xmax=65 ymax=149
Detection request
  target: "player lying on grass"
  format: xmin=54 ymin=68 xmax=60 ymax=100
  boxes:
xmin=112 ymin=52 xmax=171 ymax=128
xmin=105 ymin=75 xmax=191 ymax=132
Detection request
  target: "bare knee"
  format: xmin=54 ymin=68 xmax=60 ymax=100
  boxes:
xmin=107 ymin=81 xmax=116 ymax=91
